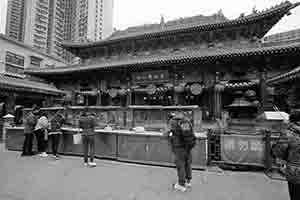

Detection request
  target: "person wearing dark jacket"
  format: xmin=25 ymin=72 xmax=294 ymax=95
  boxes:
xmin=79 ymin=109 xmax=96 ymax=167
xmin=166 ymin=112 xmax=196 ymax=192
xmin=21 ymin=107 xmax=40 ymax=156
xmin=272 ymin=111 xmax=300 ymax=200
xmin=48 ymin=110 xmax=66 ymax=159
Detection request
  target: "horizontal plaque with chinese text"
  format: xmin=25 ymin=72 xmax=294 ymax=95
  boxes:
xmin=132 ymin=70 xmax=169 ymax=84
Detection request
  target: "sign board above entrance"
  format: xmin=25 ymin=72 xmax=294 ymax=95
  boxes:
xmin=132 ymin=70 xmax=169 ymax=84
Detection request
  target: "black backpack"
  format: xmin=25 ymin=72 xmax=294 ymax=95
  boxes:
xmin=178 ymin=119 xmax=196 ymax=149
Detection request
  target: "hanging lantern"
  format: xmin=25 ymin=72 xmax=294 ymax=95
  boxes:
xmin=77 ymin=94 xmax=84 ymax=104
xmin=266 ymin=87 xmax=275 ymax=95
xmin=118 ymin=88 xmax=127 ymax=96
xmin=214 ymin=83 xmax=225 ymax=92
xmin=164 ymin=83 xmax=173 ymax=89
xmin=174 ymin=85 xmax=185 ymax=93
xmin=63 ymin=91 xmax=72 ymax=102
xmin=190 ymin=83 xmax=203 ymax=95
xmin=245 ymin=90 xmax=256 ymax=97
xmin=108 ymin=88 xmax=118 ymax=98
xmin=146 ymin=84 xmax=157 ymax=95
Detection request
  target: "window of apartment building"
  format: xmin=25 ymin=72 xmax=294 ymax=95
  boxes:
xmin=5 ymin=65 xmax=24 ymax=75
xmin=30 ymin=56 xmax=43 ymax=67
xmin=5 ymin=52 xmax=25 ymax=75
xmin=5 ymin=51 xmax=25 ymax=66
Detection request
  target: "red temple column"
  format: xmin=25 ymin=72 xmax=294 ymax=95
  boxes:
xmin=259 ymin=69 xmax=267 ymax=113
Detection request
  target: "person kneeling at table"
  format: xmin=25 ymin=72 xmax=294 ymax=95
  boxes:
xmin=79 ymin=109 xmax=96 ymax=167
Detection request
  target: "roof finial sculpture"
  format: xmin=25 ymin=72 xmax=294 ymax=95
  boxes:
xmin=217 ymin=9 xmax=224 ymax=17
xmin=252 ymin=6 xmax=258 ymax=14
xmin=160 ymin=15 xmax=165 ymax=24
xmin=160 ymin=14 xmax=165 ymax=29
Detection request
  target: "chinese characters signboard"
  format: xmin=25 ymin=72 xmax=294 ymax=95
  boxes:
xmin=132 ymin=70 xmax=169 ymax=84
xmin=221 ymin=135 xmax=265 ymax=166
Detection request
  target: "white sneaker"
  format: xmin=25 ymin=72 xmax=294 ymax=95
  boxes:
xmin=185 ymin=181 xmax=192 ymax=188
xmin=173 ymin=183 xmax=187 ymax=192
xmin=89 ymin=162 xmax=97 ymax=167
xmin=39 ymin=152 xmax=48 ymax=157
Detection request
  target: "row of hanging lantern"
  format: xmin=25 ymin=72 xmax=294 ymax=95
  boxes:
xmin=76 ymin=82 xmax=204 ymax=100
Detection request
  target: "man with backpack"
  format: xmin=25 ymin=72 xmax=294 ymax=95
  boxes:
xmin=167 ymin=112 xmax=196 ymax=192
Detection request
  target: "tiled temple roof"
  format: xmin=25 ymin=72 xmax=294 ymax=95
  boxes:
xmin=26 ymin=42 xmax=300 ymax=75
xmin=63 ymin=1 xmax=299 ymax=49
xmin=109 ymin=12 xmax=228 ymax=39
xmin=268 ymin=65 xmax=300 ymax=85
xmin=0 ymin=74 xmax=65 ymax=95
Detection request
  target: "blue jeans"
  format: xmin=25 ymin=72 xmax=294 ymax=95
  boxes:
xmin=172 ymin=147 xmax=192 ymax=186
xmin=82 ymin=135 xmax=95 ymax=163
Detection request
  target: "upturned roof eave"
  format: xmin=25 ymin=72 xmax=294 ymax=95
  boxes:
xmin=268 ymin=65 xmax=300 ymax=85
xmin=62 ymin=1 xmax=299 ymax=52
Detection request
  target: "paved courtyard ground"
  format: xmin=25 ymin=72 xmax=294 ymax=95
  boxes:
xmin=0 ymin=147 xmax=289 ymax=200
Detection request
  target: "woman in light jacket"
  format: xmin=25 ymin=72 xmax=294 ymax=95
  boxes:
xmin=34 ymin=111 xmax=49 ymax=157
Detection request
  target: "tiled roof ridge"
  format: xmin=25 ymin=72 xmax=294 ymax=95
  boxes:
xmin=268 ymin=65 xmax=300 ymax=84
xmin=110 ymin=12 xmax=229 ymax=38
xmin=63 ymin=1 xmax=297 ymax=48
xmin=0 ymin=74 xmax=64 ymax=95
xmin=26 ymin=42 xmax=300 ymax=75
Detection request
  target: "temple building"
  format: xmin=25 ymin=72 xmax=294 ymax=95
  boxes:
xmin=25 ymin=1 xmax=300 ymax=129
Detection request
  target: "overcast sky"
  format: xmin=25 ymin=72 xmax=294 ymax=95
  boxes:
xmin=0 ymin=0 xmax=300 ymax=36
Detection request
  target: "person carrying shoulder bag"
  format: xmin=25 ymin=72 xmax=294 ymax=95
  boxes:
xmin=48 ymin=110 xmax=66 ymax=159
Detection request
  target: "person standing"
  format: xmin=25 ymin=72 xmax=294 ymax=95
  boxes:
xmin=34 ymin=111 xmax=49 ymax=157
xmin=272 ymin=111 xmax=300 ymax=200
xmin=48 ymin=110 xmax=66 ymax=159
xmin=21 ymin=106 xmax=40 ymax=156
xmin=79 ymin=108 xmax=96 ymax=167
xmin=166 ymin=112 xmax=196 ymax=192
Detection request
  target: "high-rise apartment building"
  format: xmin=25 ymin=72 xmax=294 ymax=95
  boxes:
xmin=77 ymin=0 xmax=114 ymax=41
xmin=24 ymin=0 xmax=50 ymax=51
xmin=5 ymin=0 xmax=114 ymax=61
xmin=5 ymin=0 xmax=26 ymax=41
xmin=47 ymin=0 xmax=65 ymax=58
xmin=23 ymin=0 xmax=66 ymax=58
xmin=263 ymin=28 xmax=300 ymax=44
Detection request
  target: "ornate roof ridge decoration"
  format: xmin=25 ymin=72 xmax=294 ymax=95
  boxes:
xmin=110 ymin=11 xmax=229 ymax=39
xmin=0 ymin=74 xmax=65 ymax=95
xmin=26 ymin=42 xmax=300 ymax=75
xmin=63 ymin=1 xmax=299 ymax=49
xmin=268 ymin=65 xmax=300 ymax=85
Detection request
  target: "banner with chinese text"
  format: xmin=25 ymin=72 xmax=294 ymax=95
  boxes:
xmin=221 ymin=134 xmax=265 ymax=166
